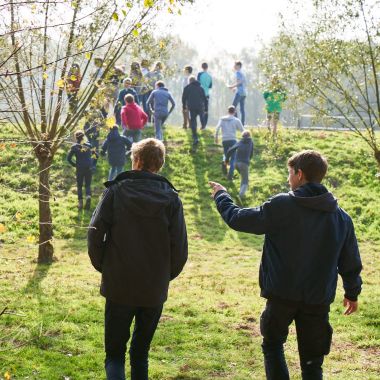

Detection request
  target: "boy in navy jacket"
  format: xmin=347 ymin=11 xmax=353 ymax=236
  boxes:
xmin=209 ymin=150 xmax=362 ymax=380
xmin=67 ymin=130 xmax=95 ymax=210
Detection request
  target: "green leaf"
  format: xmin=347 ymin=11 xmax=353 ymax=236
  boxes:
xmin=112 ymin=12 xmax=119 ymax=21
xmin=132 ymin=29 xmax=139 ymax=37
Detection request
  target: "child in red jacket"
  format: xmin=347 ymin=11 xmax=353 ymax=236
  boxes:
xmin=121 ymin=94 xmax=148 ymax=143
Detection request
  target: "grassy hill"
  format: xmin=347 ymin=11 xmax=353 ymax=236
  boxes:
xmin=0 ymin=126 xmax=379 ymax=379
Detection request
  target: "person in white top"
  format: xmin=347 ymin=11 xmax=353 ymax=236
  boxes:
xmin=181 ymin=65 xmax=193 ymax=129
xmin=215 ymin=105 xmax=245 ymax=179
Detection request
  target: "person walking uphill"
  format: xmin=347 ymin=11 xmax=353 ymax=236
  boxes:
xmin=182 ymin=76 xmax=207 ymax=147
xmin=121 ymin=94 xmax=148 ymax=143
xmin=67 ymin=130 xmax=95 ymax=210
xmin=215 ymin=105 xmax=244 ymax=180
xmin=228 ymin=61 xmax=247 ymax=125
xmin=101 ymin=125 xmax=132 ymax=181
xmin=88 ymin=138 xmax=188 ymax=380
xmin=147 ymin=81 xmax=175 ymax=141
xmin=197 ymin=62 xmax=213 ymax=128
xmin=209 ymin=150 xmax=362 ymax=380
xmin=226 ymin=130 xmax=253 ymax=198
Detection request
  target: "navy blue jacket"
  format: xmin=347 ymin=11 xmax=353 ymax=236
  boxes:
xmin=88 ymin=170 xmax=188 ymax=306
xmin=182 ymin=80 xmax=207 ymax=111
xmin=67 ymin=142 xmax=92 ymax=170
xmin=117 ymin=88 xmax=139 ymax=107
xmin=101 ymin=128 xmax=132 ymax=167
xmin=214 ymin=183 xmax=362 ymax=305
xmin=226 ymin=137 xmax=253 ymax=165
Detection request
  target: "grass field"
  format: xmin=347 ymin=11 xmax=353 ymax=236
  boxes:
xmin=0 ymin=126 xmax=379 ymax=379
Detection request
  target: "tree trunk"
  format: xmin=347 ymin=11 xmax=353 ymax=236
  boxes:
xmin=375 ymin=149 xmax=380 ymax=174
xmin=37 ymin=156 xmax=54 ymax=263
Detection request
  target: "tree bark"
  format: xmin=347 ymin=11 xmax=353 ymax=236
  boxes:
xmin=36 ymin=137 xmax=54 ymax=263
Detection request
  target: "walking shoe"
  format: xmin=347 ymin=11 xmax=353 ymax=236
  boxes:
xmin=85 ymin=196 xmax=91 ymax=210
xmin=78 ymin=199 xmax=83 ymax=210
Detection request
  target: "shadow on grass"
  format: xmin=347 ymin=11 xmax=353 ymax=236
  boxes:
xmin=23 ymin=263 xmax=50 ymax=295
xmin=170 ymin=376 xmax=202 ymax=380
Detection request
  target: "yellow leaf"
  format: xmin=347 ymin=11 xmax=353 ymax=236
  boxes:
xmin=136 ymin=22 xmax=142 ymax=28
xmin=4 ymin=371 xmax=11 ymax=380
xmin=132 ymin=29 xmax=139 ymax=37
xmin=42 ymin=72 xmax=48 ymax=80
xmin=77 ymin=41 xmax=83 ymax=50
xmin=56 ymin=79 xmax=65 ymax=88
xmin=0 ymin=223 xmax=6 ymax=234
xmin=159 ymin=40 xmax=166 ymax=49
xmin=70 ymin=75 xmax=77 ymax=81
xmin=10 ymin=143 xmax=16 ymax=148
xmin=126 ymin=2 xmax=133 ymax=8
xmin=15 ymin=212 xmax=22 ymax=221
xmin=26 ymin=235 xmax=36 ymax=244
xmin=112 ymin=12 xmax=119 ymax=21
xmin=144 ymin=0 xmax=154 ymax=7
xmin=122 ymin=9 xmax=127 ymax=17
xmin=0 ymin=143 xmax=5 ymax=150
xmin=167 ymin=7 xmax=173 ymax=13
xmin=91 ymin=154 xmax=97 ymax=159
xmin=169 ymin=0 xmax=174 ymax=4
xmin=85 ymin=52 xmax=92 ymax=60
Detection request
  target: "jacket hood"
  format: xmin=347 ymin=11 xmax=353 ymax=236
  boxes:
xmin=289 ymin=183 xmax=338 ymax=212
xmin=221 ymin=115 xmax=236 ymax=121
xmin=241 ymin=137 xmax=252 ymax=144
xmin=125 ymin=102 xmax=139 ymax=110
xmin=104 ymin=170 xmax=179 ymax=218
xmin=108 ymin=128 xmax=121 ymax=141
xmin=189 ymin=80 xmax=201 ymax=87
xmin=157 ymin=87 xmax=169 ymax=92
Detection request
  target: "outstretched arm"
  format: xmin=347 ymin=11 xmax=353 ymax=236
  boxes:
xmin=209 ymin=182 xmax=272 ymax=235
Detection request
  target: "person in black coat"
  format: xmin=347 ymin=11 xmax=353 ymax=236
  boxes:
xmin=209 ymin=150 xmax=362 ymax=380
xmin=67 ymin=130 xmax=95 ymax=210
xmin=88 ymin=138 xmax=188 ymax=380
xmin=101 ymin=125 xmax=132 ymax=181
xmin=226 ymin=130 xmax=254 ymax=197
xmin=182 ymin=76 xmax=207 ymax=146
xmin=84 ymin=110 xmax=102 ymax=171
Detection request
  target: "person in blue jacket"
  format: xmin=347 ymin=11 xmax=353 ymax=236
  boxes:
xmin=226 ymin=130 xmax=254 ymax=198
xmin=101 ymin=125 xmax=132 ymax=181
xmin=114 ymin=78 xmax=139 ymax=126
xmin=67 ymin=130 xmax=95 ymax=210
xmin=209 ymin=150 xmax=362 ymax=380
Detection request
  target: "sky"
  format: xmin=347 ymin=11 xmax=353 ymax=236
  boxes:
xmin=162 ymin=0 xmax=304 ymax=59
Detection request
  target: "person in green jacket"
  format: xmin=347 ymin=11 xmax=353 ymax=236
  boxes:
xmin=263 ymin=76 xmax=287 ymax=136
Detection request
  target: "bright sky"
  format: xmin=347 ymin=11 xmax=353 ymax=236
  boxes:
xmin=164 ymin=0 xmax=303 ymax=58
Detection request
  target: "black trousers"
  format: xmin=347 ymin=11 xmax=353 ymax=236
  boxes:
xmin=189 ymin=108 xmax=203 ymax=144
xmin=76 ymin=167 xmax=92 ymax=200
xmin=104 ymin=300 xmax=163 ymax=380
xmin=260 ymin=298 xmax=332 ymax=380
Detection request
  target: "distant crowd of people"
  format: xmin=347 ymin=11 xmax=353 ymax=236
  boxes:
xmin=65 ymin=59 xmax=287 ymax=209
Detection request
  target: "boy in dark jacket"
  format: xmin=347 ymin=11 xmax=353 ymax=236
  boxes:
xmin=182 ymin=76 xmax=207 ymax=146
xmin=101 ymin=125 xmax=132 ymax=181
xmin=67 ymin=130 xmax=94 ymax=210
xmin=209 ymin=150 xmax=362 ymax=380
xmin=88 ymin=138 xmax=188 ymax=380
xmin=226 ymin=130 xmax=253 ymax=197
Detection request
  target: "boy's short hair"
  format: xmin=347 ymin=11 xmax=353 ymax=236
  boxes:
xmin=156 ymin=80 xmax=165 ymax=88
xmin=288 ymin=150 xmax=328 ymax=183
xmin=131 ymin=138 xmax=165 ymax=173
xmin=188 ymin=75 xmax=196 ymax=83
xmin=123 ymin=77 xmax=132 ymax=84
xmin=125 ymin=94 xmax=135 ymax=104
xmin=242 ymin=130 xmax=251 ymax=138
xmin=235 ymin=61 xmax=242 ymax=68
xmin=201 ymin=62 xmax=208 ymax=70
xmin=228 ymin=105 xmax=236 ymax=114
xmin=184 ymin=65 xmax=193 ymax=74
xmin=74 ymin=130 xmax=84 ymax=140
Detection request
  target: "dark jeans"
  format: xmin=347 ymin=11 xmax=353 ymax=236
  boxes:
xmin=76 ymin=166 xmax=92 ymax=200
xmin=123 ymin=129 xmax=142 ymax=143
xmin=189 ymin=108 xmax=203 ymax=144
xmin=105 ymin=300 xmax=163 ymax=380
xmin=222 ymin=139 xmax=237 ymax=179
xmin=200 ymin=96 xmax=209 ymax=128
xmin=260 ymin=299 xmax=332 ymax=380
xmin=233 ymin=93 xmax=246 ymax=125
xmin=114 ymin=104 xmax=122 ymax=126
